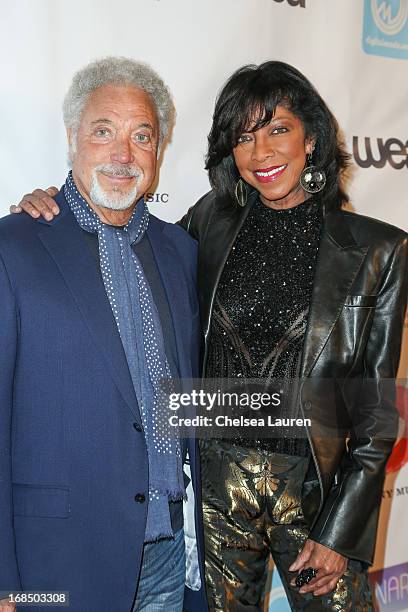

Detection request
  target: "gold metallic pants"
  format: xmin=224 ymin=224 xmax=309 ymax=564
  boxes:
xmin=200 ymin=441 xmax=373 ymax=611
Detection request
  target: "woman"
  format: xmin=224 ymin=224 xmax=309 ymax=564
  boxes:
xmin=13 ymin=61 xmax=408 ymax=611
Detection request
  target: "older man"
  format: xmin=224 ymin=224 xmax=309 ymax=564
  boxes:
xmin=0 ymin=58 xmax=206 ymax=612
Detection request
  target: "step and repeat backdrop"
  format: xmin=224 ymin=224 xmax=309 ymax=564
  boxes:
xmin=1 ymin=1 xmax=407 ymax=609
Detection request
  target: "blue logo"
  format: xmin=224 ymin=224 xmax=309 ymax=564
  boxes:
xmin=369 ymin=561 xmax=408 ymax=611
xmin=363 ymin=0 xmax=408 ymax=59
xmin=268 ymin=571 xmax=291 ymax=611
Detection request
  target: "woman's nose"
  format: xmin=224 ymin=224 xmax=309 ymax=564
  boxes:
xmin=251 ymin=137 xmax=275 ymax=163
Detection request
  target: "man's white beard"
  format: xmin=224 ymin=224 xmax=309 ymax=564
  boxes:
xmin=89 ymin=164 xmax=143 ymax=211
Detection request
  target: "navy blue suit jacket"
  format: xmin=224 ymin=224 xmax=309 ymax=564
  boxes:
xmin=0 ymin=190 xmax=207 ymax=611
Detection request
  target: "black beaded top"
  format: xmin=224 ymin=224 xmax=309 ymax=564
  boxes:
xmin=206 ymin=196 xmax=323 ymax=455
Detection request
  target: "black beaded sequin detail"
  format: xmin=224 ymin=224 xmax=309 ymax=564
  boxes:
xmin=206 ymin=197 xmax=322 ymax=455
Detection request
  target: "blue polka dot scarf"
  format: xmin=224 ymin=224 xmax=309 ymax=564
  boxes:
xmin=64 ymin=172 xmax=184 ymax=542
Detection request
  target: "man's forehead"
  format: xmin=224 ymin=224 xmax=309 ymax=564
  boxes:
xmin=82 ymin=84 xmax=158 ymax=123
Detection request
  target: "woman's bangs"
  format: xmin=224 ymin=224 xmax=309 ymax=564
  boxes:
xmin=237 ymin=88 xmax=287 ymax=137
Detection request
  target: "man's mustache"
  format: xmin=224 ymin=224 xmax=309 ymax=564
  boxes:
xmin=95 ymin=164 xmax=143 ymax=178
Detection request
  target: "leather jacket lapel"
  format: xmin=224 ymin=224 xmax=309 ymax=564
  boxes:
xmin=199 ymin=193 xmax=256 ymax=353
xmin=300 ymin=211 xmax=368 ymax=377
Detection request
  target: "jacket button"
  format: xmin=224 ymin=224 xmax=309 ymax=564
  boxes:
xmin=303 ymin=400 xmax=312 ymax=411
xmin=134 ymin=493 xmax=146 ymax=503
xmin=133 ymin=422 xmax=143 ymax=432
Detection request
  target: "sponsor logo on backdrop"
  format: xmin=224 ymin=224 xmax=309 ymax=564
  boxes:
xmin=145 ymin=192 xmax=169 ymax=203
xmin=387 ymin=384 xmax=408 ymax=473
xmin=352 ymin=136 xmax=408 ymax=169
xmin=369 ymin=562 xmax=408 ymax=611
xmin=272 ymin=0 xmax=305 ymax=7
xmin=363 ymin=0 xmax=408 ymax=60
xmin=383 ymin=484 xmax=408 ymax=499
xmin=267 ymin=571 xmax=291 ymax=611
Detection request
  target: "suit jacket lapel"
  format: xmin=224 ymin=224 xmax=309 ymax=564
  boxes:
xmin=147 ymin=217 xmax=192 ymax=378
xmin=300 ymin=211 xmax=368 ymax=377
xmin=37 ymin=191 xmax=142 ymax=424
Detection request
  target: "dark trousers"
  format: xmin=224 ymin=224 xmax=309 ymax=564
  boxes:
xmin=200 ymin=441 xmax=373 ymax=611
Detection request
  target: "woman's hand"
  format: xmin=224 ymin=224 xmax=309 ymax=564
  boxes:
xmin=0 ymin=598 xmax=16 ymax=611
xmin=289 ymin=539 xmax=348 ymax=597
xmin=10 ymin=187 xmax=60 ymax=221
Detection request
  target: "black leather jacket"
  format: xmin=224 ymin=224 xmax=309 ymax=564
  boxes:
xmin=179 ymin=190 xmax=408 ymax=565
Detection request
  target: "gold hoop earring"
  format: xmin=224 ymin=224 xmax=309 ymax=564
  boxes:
xmin=235 ymin=178 xmax=248 ymax=207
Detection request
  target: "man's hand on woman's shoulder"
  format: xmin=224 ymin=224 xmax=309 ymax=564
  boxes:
xmin=10 ymin=187 xmax=60 ymax=221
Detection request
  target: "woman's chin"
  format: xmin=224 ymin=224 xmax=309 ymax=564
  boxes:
xmin=258 ymin=186 xmax=308 ymax=209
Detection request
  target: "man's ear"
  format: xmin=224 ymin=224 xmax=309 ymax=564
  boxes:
xmin=66 ymin=127 xmax=73 ymax=147
xmin=66 ymin=128 xmax=76 ymax=165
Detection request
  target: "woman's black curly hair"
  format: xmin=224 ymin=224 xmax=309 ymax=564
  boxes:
xmin=205 ymin=61 xmax=351 ymax=211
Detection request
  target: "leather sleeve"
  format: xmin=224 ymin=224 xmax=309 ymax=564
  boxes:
xmin=0 ymin=251 xmax=22 ymax=590
xmin=309 ymin=234 xmax=408 ymax=564
xmin=177 ymin=206 xmax=195 ymax=235
xmin=177 ymin=191 xmax=214 ymax=239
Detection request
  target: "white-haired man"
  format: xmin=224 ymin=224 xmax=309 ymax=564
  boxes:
xmin=0 ymin=58 xmax=207 ymax=612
